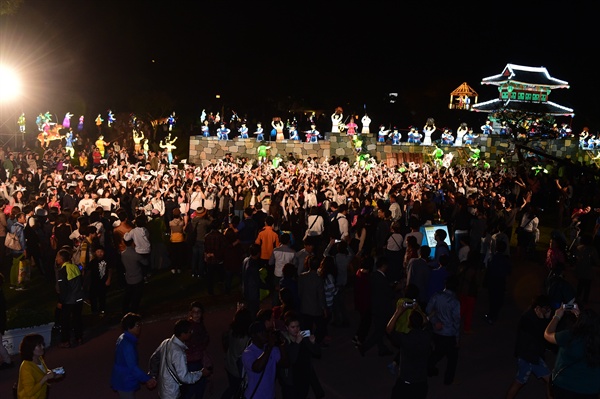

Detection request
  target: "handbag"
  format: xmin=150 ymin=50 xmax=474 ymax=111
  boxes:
xmin=5 ymin=232 xmax=22 ymax=251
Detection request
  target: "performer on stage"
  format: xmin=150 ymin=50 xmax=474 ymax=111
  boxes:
xmin=18 ymin=113 xmax=26 ymax=133
xmin=481 ymin=119 xmax=494 ymax=135
xmin=254 ymin=122 xmax=265 ymax=142
xmin=201 ymin=120 xmax=211 ymax=137
xmin=62 ymin=112 xmax=73 ymax=129
xmin=407 ymin=126 xmax=422 ymax=144
xmin=305 ymin=123 xmax=321 ymax=143
xmin=558 ymin=123 xmax=572 ymax=138
xmin=422 ymin=117 xmax=436 ymax=146
xmin=217 ymin=122 xmax=230 ymax=140
xmin=160 ymin=133 xmax=178 ymax=163
xmin=331 ymin=107 xmax=343 ymax=133
xmin=288 ymin=123 xmax=300 ymax=140
xmin=65 ymin=129 xmax=77 ymax=158
xmin=167 ymin=112 xmax=176 ymax=131
xmin=361 ymin=113 xmax=371 ymax=134
xmin=467 ymin=144 xmax=481 ymax=163
xmin=78 ymin=115 xmax=84 ymax=132
xmin=377 ymin=125 xmax=390 ymax=143
xmin=346 ymin=117 xmax=358 ymax=136
xmin=579 ymin=128 xmax=590 ymax=149
xmin=107 ymin=110 xmax=116 ymax=127
xmin=431 ymin=144 xmax=444 ymax=167
xmin=35 ymin=113 xmax=44 ymax=131
xmin=464 ymin=128 xmax=479 ymax=146
xmin=238 ymin=120 xmax=249 ymax=139
xmin=133 ymin=130 xmax=144 ymax=153
xmin=441 ymin=128 xmax=455 ymax=145
xmin=95 ymin=134 xmax=109 ymax=158
xmin=257 ymin=142 xmax=271 ymax=165
xmin=272 ymin=117 xmax=285 ymax=141
xmin=499 ymin=121 xmax=510 ymax=136
xmin=95 ymin=114 xmax=104 ymax=132
xmin=200 ymin=109 xmax=207 ymax=123
xmin=389 ymin=127 xmax=401 ymax=145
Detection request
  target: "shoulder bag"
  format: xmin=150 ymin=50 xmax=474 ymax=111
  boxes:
xmin=5 ymin=231 xmax=21 ymax=251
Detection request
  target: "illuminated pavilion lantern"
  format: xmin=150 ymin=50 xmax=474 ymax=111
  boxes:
xmin=471 ymin=63 xmax=574 ymax=119
xmin=449 ymin=82 xmax=478 ymax=110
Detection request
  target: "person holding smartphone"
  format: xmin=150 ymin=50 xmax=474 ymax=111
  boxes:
xmin=279 ymin=311 xmax=324 ymax=399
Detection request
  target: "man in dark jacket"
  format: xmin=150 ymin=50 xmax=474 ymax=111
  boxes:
xmin=56 ymin=248 xmax=84 ymax=347
xmin=506 ymin=295 xmax=552 ymax=399
xmin=360 ymin=257 xmax=396 ymax=356
xmin=203 ymin=220 xmax=228 ymax=295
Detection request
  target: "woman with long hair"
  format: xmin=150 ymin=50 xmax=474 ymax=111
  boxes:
xmin=544 ymin=307 xmax=600 ymax=398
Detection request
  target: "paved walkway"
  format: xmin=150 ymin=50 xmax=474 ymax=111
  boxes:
xmin=1 ymin=250 xmax=598 ymax=399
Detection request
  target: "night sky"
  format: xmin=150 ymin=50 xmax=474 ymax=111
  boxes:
xmin=1 ymin=1 xmax=598 ymax=134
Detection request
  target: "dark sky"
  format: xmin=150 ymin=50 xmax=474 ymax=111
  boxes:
xmin=1 ymin=1 xmax=598 ymax=132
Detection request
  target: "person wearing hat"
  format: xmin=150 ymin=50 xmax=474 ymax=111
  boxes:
xmin=238 ymin=121 xmax=249 ymax=139
xmin=216 ymin=122 xmax=230 ymax=141
xmin=288 ymin=123 xmax=299 ymax=140
xmin=190 ymin=207 xmax=211 ymax=278
xmin=241 ymin=321 xmax=288 ymax=399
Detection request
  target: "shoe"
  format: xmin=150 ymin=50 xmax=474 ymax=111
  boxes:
xmin=484 ymin=315 xmax=494 ymax=325
xmin=58 ymin=342 xmax=71 ymax=348
xmin=171 ymin=269 xmax=176 ymax=274
xmin=15 ymin=286 xmax=27 ymax=291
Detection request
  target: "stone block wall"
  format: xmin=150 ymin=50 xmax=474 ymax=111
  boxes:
xmin=188 ymin=134 xmax=587 ymax=166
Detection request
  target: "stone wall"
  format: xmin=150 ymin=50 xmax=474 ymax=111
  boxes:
xmin=188 ymin=134 xmax=589 ymax=166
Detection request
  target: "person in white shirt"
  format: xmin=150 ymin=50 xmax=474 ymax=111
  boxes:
xmin=97 ymin=190 xmax=119 ymax=212
xmin=78 ymin=191 xmax=97 ymax=216
xmin=336 ymin=204 xmax=350 ymax=240
xmin=150 ymin=191 xmax=165 ymax=217
xmin=388 ymin=194 xmax=402 ymax=222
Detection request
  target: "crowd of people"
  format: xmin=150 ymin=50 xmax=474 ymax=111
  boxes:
xmin=2 ymin=127 xmax=600 ymax=398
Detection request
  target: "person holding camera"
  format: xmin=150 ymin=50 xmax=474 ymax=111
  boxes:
xmin=242 ymin=321 xmax=289 ymax=399
xmin=544 ymin=305 xmax=600 ymax=398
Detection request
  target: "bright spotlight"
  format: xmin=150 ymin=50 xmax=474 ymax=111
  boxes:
xmin=0 ymin=65 xmax=22 ymax=103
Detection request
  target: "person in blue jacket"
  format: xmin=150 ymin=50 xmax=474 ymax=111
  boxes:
xmin=111 ymin=313 xmax=157 ymax=397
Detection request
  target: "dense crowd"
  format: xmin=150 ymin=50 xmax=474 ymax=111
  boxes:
xmin=1 ymin=133 xmax=600 ymax=398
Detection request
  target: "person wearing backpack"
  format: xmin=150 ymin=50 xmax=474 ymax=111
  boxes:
xmin=110 ymin=312 xmax=156 ymax=398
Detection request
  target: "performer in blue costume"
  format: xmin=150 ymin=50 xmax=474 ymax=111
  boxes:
xmin=288 ymin=123 xmax=300 ymax=140
xmin=441 ymin=129 xmax=455 ymax=145
xmin=254 ymin=122 xmax=264 ymax=142
xmin=377 ymin=125 xmax=390 ymax=143
xmin=238 ymin=121 xmax=249 ymax=139
xmin=480 ymin=120 xmax=494 ymax=135
xmin=201 ymin=120 xmax=211 ymax=137
xmin=64 ymin=129 xmax=77 ymax=158
xmin=407 ymin=126 xmax=422 ymax=144
xmin=389 ymin=127 xmax=401 ymax=145
xmin=464 ymin=128 xmax=479 ymax=145
xmin=217 ymin=122 xmax=230 ymax=140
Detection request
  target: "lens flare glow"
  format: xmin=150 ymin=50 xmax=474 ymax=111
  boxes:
xmin=0 ymin=65 xmax=21 ymax=103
